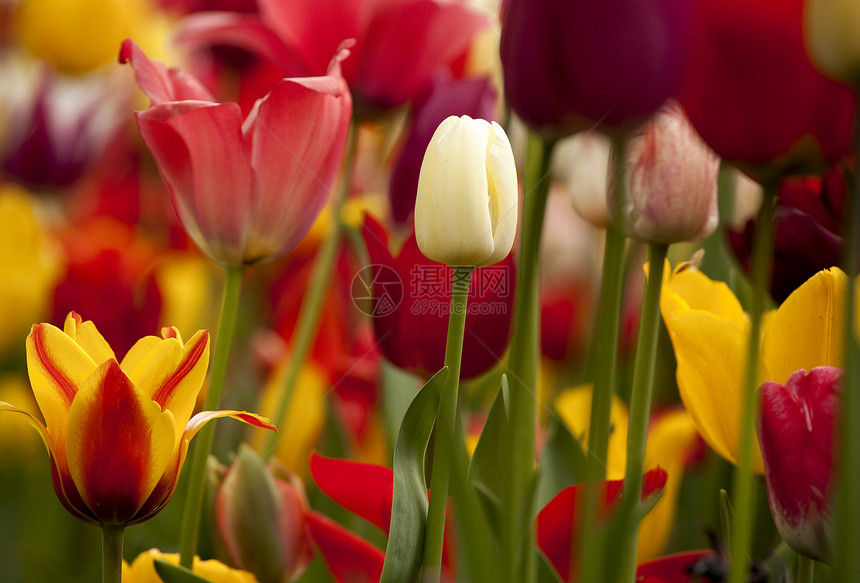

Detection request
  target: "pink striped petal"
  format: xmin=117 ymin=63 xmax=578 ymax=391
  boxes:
xmin=119 ymin=39 xmax=214 ymax=104
xmin=66 ymin=360 xmax=175 ymax=525
xmin=242 ymin=71 xmax=351 ymax=262
xmin=136 ymin=101 xmax=256 ymax=266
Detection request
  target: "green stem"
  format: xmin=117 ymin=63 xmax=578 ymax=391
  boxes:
xmin=578 ymin=137 xmax=629 ymax=583
xmin=264 ymin=121 xmax=357 ymax=458
xmin=727 ymin=184 xmax=776 ymax=583
xmin=834 ymin=99 xmax=860 ymax=582
xmin=422 ymin=266 xmax=473 ymax=581
xmin=101 ymin=525 xmax=124 ymax=583
xmin=587 ymin=138 xmax=629 ymax=476
xmin=610 ymin=241 xmax=668 ymax=582
xmin=178 ymin=265 xmax=244 ymax=567
xmin=797 ymin=555 xmax=816 ymax=583
xmin=502 ymin=133 xmax=553 ymax=583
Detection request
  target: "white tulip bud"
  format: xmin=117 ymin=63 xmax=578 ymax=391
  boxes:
xmin=415 ymin=115 xmax=518 ymax=266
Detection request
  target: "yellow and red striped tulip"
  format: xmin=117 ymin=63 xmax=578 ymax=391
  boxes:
xmin=0 ymin=312 xmax=275 ymax=526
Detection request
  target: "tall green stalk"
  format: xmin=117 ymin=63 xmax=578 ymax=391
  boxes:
xmin=422 ymin=266 xmax=473 ymax=581
xmin=607 ymin=241 xmax=668 ymax=582
xmin=264 ymin=122 xmax=357 ymax=458
xmin=833 ymin=103 xmax=860 ymax=582
xmin=578 ymin=137 xmax=629 ymax=583
xmin=101 ymin=525 xmax=124 ymax=583
xmin=178 ymin=265 xmax=244 ymax=567
xmin=727 ymin=185 xmax=776 ymax=583
xmin=501 ymin=132 xmax=553 ymax=583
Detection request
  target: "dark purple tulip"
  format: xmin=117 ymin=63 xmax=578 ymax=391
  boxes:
xmin=389 ymin=74 xmax=498 ymax=223
xmin=500 ymin=0 xmax=693 ymax=138
xmin=728 ymin=165 xmax=848 ymax=303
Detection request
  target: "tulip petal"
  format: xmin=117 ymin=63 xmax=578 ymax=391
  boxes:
xmin=415 ymin=116 xmax=495 ymax=266
xmin=309 ymin=453 xmax=393 ymax=532
xmin=136 ymin=101 xmax=255 ymax=267
xmin=305 ymin=511 xmax=384 ymax=583
xmin=66 ymin=359 xmax=175 ymax=524
xmin=63 ymin=313 xmax=116 ymax=364
xmin=242 ymin=74 xmax=351 ymax=263
xmin=762 ymin=268 xmax=846 ymax=385
xmin=661 ymin=262 xmax=746 ymax=327
xmin=663 ymin=309 xmax=765 ymax=472
xmin=119 ymin=38 xmax=214 ymax=103
xmin=483 ymin=121 xmax=518 ymax=266
xmin=185 ymin=410 xmax=276 ymax=441
xmin=125 ymin=329 xmax=210 ymax=440
xmin=26 ymin=321 xmax=98 ymax=478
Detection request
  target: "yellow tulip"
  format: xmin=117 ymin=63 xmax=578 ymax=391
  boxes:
xmin=14 ymin=0 xmax=169 ymax=75
xmin=415 ymin=115 xmax=518 ymax=267
xmin=660 ymin=262 xmax=852 ymax=473
xmin=123 ymin=548 xmax=259 ymax=583
xmin=0 ymin=186 xmax=62 ymax=356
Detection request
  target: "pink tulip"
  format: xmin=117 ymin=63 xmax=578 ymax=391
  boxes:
xmin=757 ymin=366 xmax=841 ymax=560
xmin=608 ymin=101 xmax=720 ymax=244
xmin=120 ymin=39 xmax=352 ymax=267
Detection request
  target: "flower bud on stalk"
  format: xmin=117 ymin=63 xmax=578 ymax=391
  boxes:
xmin=415 ymin=115 xmax=518 ymax=267
xmin=757 ymin=366 xmax=840 ymax=561
xmin=609 ymin=102 xmax=719 ymax=244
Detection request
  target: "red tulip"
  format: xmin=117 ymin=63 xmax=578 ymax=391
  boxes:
xmin=535 ymin=468 xmax=667 ymax=582
xmin=121 ymin=39 xmax=352 ymax=267
xmin=176 ymin=0 xmax=489 ymax=116
xmin=361 ymin=215 xmax=514 ymax=379
xmin=757 ymin=366 xmax=840 ymax=560
xmin=676 ymin=0 xmax=855 ymax=183
xmin=500 ymin=0 xmax=694 ymax=137
xmin=305 ymin=511 xmax=384 ymax=583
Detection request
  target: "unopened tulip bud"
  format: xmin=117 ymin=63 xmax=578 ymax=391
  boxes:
xmin=415 ymin=115 xmax=517 ymax=267
xmin=213 ymin=443 xmax=312 ymax=583
xmin=555 ymin=131 xmax=612 ymax=228
xmin=805 ymin=0 xmax=860 ymax=84
xmin=609 ymin=101 xmax=719 ymax=244
xmin=757 ymin=366 xmax=840 ymax=561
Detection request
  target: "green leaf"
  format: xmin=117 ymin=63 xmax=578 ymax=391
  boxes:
xmin=379 ymin=367 xmax=448 ymax=583
xmin=153 ymin=558 xmax=213 ymax=583
xmin=468 ymin=375 xmax=512 ymax=530
xmin=535 ymin=415 xmax=589 ymax=510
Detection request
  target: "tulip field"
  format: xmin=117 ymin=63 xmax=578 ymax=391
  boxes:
xmin=1 ymin=0 xmax=859 ymax=582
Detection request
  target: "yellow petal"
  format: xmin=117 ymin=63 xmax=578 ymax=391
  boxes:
xmin=662 ymin=262 xmax=746 ymax=327
xmin=761 ymin=268 xmax=846 ymax=385
xmin=124 ymin=330 xmax=210 ymax=442
xmin=554 ymin=384 xmax=629 ymax=480
xmin=71 ymin=319 xmax=116 ymax=364
xmin=26 ymin=322 xmax=96 ymax=447
xmin=664 ymin=309 xmax=764 ymax=472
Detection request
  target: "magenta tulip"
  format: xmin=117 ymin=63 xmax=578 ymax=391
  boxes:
xmin=120 ymin=39 xmax=352 ymax=267
xmin=757 ymin=366 xmax=841 ymax=560
xmin=500 ymin=0 xmax=694 ymax=137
